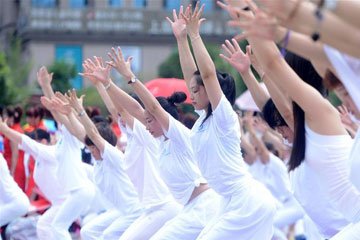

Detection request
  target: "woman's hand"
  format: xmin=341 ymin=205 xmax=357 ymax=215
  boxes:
xmin=181 ymin=2 xmax=206 ymax=40
xmin=220 ymin=39 xmax=251 ymax=74
xmin=107 ymin=47 xmax=135 ymax=81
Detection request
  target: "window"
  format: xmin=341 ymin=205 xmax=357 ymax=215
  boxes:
xmin=69 ymin=0 xmax=88 ymax=8
xmin=164 ymin=0 xmax=181 ymax=11
xmin=109 ymin=0 xmax=123 ymax=7
xmin=32 ymin=0 xmax=57 ymax=7
xmin=55 ymin=45 xmax=83 ymax=89
xmin=133 ymin=0 xmax=146 ymax=8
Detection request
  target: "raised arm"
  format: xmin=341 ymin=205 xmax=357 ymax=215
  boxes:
xmin=237 ymin=112 xmax=257 ymax=164
xmin=0 ymin=117 xmax=22 ymax=147
xmin=182 ymin=3 xmax=222 ymax=110
xmin=66 ymin=89 xmax=105 ymax=153
xmin=167 ymin=6 xmax=197 ymax=88
xmin=220 ymin=39 xmax=270 ymax=110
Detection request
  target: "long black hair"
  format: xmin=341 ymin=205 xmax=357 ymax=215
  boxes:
xmin=285 ymin=51 xmax=326 ymax=171
xmin=156 ymin=92 xmax=187 ymax=120
xmin=193 ymin=70 xmax=236 ymax=124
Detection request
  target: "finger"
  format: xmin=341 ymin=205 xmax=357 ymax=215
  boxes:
xmin=216 ymin=1 xmax=229 ymax=11
xmin=197 ymin=4 xmax=205 ymax=19
xmin=111 ymin=47 xmax=120 ymax=62
xmin=246 ymin=45 xmax=252 ymax=56
xmin=219 ymin=53 xmax=231 ymax=63
xmin=106 ymin=61 xmax=116 ymax=68
xmin=221 ymin=43 xmax=233 ymax=57
xmin=225 ymin=39 xmax=236 ymax=54
xmin=232 ymin=38 xmax=241 ymax=51
xmin=107 ymin=52 xmax=116 ymax=63
xmin=179 ymin=5 xmax=184 ymax=15
xmin=199 ymin=18 xmax=206 ymax=24
xmin=50 ymin=73 xmax=54 ymax=80
xmin=234 ymin=32 xmax=250 ymax=41
xmin=180 ymin=12 xmax=188 ymax=22
xmin=184 ymin=5 xmax=190 ymax=17
xmin=80 ymin=95 xmax=86 ymax=101
xmin=127 ymin=56 xmax=133 ymax=63
xmin=245 ymin=0 xmax=258 ymax=12
xmin=117 ymin=47 xmax=124 ymax=61
xmin=98 ymin=57 xmax=104 ymax=68
xmin=228 ymin=20 xmax=251 ymax=28
xmin=94 ymin=56 xmax=101 ymax=67
xmin=173 ymin=9 xmax=178 ymax=21
xmin=87 ymin=58 xmax=96 ymax=68
xmin=105 ymin=64 xmax=111 ymax=73
xmin=193 ymin=1 xmax=200 ymax=18
xmin=165 ymin=16 xmax=174 ymax=24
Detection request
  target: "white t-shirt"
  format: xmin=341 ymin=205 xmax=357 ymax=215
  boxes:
xmin=95 ymin=141 xmax=142 ymax=215
xmin=55 ymin=124 xmax=89 ymax=191
xmin=350 ymin=129 xmax=360 ymax=191
xmin=159 ymin=114 xmax=207 ymax=205
xmin=248 ymin=153 xmax=292 ymax=204
xmin=122 ymin=118 xmax=173 ymax=209
xmin=18 ymin=135 xmax=67 ymax=205
xmin=0 ymin=153 xmax=27 ymax=204
xmin=190 ymin=94 xmax=253 ymax=196
xmin=324 ymin=45 xmax=360 ymax=111
xmin=290 ymin=124 xmax=357 ymax=238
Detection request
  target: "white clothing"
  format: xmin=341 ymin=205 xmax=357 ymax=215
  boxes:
xmin=190 ymin=95 xmax=276 ymax=239
xmin=19 ymin=135 xmax=67 ymax=205
xmin=52 ymin=186 xmax=95 ymax=240
xmin=248 ymin=154 xmax=292 ymax=204
xmin=323 ymin=45 xmax=360 ymax=111
xmin=95 ymin=141 xmax=142 ymax=215
xmin=331 ymin=222 xmax=360 ymax=240
xmin=350 ymin=130 xmax=360 ymax=191
xmin=55 ymin=124 xmax=89 ymax=191
xmin=0 ymin=154 xmax=29 ymax=226
xmin=151 ymin=189 xmax=219 ymax=240
xmin=303 ymin=215 xmax=325 ymax=240
xmin=119 ymin=201 xmax=182 ymax=240
xmin=37 ymin=205 xmax=61 ymax=240
xmin=81 ymin=209 xmax=140 ymax=240
xmin=290 ymin=124 xmax=358 ymax=238
xmin=123 ymin=118 xmax=173 ymax=208
xmin=159 ymin=114 xmax=207 ymax=205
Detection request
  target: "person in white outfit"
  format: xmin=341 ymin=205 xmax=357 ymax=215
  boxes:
xmin=77 ymin=57 xmax=180 ymax=240
xmin=65 ymin=89 xmax=144 ymax=239
xmin=107 ymin=46 xmax=220 ymax=239
xmin=0 ymin=151 xmax=29 ymax=227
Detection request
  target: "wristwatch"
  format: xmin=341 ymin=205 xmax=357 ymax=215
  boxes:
xmin=128 ymin=77 xmax=137 ymax=84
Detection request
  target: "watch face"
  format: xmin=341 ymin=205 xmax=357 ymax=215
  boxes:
xmin=131 ymin=77 xmax=136 ymax=82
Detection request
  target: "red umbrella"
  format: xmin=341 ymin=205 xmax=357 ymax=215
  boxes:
xmin=144 ymin=78 xmax=192 ymax=104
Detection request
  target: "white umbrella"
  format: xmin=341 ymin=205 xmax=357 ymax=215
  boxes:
xmin=235 ymin=82 xmax=269 ymax=112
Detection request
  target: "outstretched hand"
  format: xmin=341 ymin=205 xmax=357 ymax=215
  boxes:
xmin=51 ymin=93 xmax=72 ymax=115
xmin=66 ymin=89 xmax=85 ymax=114
xmin=37 ymin=66 xmax=53 ymax=87
xmin=40 ymin=96 xmax=56 ymax=112
xmin=181 ymin=2 xmax=206 ymax=40
xmin=246 ymin=45 xmax=264 ymax=77
xmin=107 ymin=47 xmax=134 ymax=81
xmin=166 ymin=5 xmax=189 ymax=40
xmin=220 ymin=39 xmax=250 ymax=74
xmin=79 ymin=57 xmax=111 ymax=86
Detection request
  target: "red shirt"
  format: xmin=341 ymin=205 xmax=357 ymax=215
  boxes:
xmin=4 ymin=123 xmax=25 ymax=169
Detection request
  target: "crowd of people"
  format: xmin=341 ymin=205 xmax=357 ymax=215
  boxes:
xmin=0 ymin=0 xmax=359 ymax=239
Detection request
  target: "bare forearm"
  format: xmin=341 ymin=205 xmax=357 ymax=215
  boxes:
xmin=177 ymin=38 xmax=197 ymax=86
xmin=95 ymin=83 xmax=118 ymax=121
xmin=39 ymin=83 xmax=55 ymax=99
xmin=190 ymin=36 xmax=216 ymax=80
xmin=10 ymin=146 xmax=19 ymax=175
xmin=67 ymin=111 xmax=86 ymax=143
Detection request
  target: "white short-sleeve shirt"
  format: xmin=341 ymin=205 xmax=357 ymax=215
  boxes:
xmin=190 ymin=95 xmax=253 ymax=196
xmin=55 ymin=124 xmax=89 ymax=192
xmin=95 ymin=141 xmax=142 ymax=215
xmin=122 ymin=118 xmax=173 ymax=209
xmin=350 ymin=129 xmax=360 ymax=191
xmin=248 ymin=153 xmax=292 ymax=204
xmin=19 ymin=135 xmax=67 ymax=205
xmin=158 ymin=114 xmax=207 ymax=205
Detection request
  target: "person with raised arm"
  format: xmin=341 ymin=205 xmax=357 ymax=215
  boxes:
xmin=225 ymin=1 xmax=360 ymax=238
xmin=79 ymin=54 xmax=181 ymax=240
xmin=166 ymin=2 xmax=276 ymax=239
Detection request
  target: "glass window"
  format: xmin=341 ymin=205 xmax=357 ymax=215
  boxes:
xmin=164 ymin=0 xmax=181 ymax=11
xmin=69 ymin=0 xmax=87 ymax=8
xmin=133 ymin=0 xmax=146 ymax=8
xmin=32 ymin=0 xmax=57 ymax=7
xmin=109 ymin=0 xmax=123 ymax=7
xmin=55 ymin=45 xmax=83 ymax=89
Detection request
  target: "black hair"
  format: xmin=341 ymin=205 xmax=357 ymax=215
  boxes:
xmin=130 ymin=93 xmax=145 ymax=108
xmin=265 ymin=142 xmax=279 ymax=157
xmin=26 ymin=104 xmax=45 ymax=119
xmin=85 ymin=122 xmax=117 ymax=147
xmin=193 ymin=69 xmax=236 ymax=124
xmin=91 ymin=115 xmax=111 ymax=125
xmin=28 ymin=128 xmax=50 ymax=143
xmin=284 ymin=51 xmax=325 ymax=171
xmin=0 ymin=105 xmax=3 ymax=116
xmin=155 ymin=92 xmax=187 ymax=120
xmin=181 ymin=113 xmax=198 ymax=129
xmin=261 ymin=99 xmax=287 ymax=129
xmin=5 ymin=105 xmax=23 ymax=123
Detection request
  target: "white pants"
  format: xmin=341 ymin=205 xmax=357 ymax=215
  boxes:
xmin=37 ymin=204 xmax=62 ymax=240
xmin=0 ymin=193 xmax=29 ymax=226
xmin=119 ymin=201 xmax=181 ymax=240
xmin=81 ymin=209 xmax=142 ymax=240
xmin=197 ymin=180 xmax=276 ymax=240
xmin=51 ymin=186 xmax=95 ymax=240
xmin=330 ymin=222 xmax=360 ymax=240
xmin=151 ymin=189 xmax=219 ymax=240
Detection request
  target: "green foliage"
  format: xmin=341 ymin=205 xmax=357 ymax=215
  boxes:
xmin=0 ymin=36 xmax=32 ymax=106
xmin=158 ymin=40 xmax=250 ymax=97
xmin=328 ymin=91 xmax=342 ymax=107
xmin=77 ymin=86 xmax=108 ymax=115
xmin=47 ymin=60 xmax=77 ymax=94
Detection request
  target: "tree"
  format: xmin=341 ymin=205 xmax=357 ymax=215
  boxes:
xmin=158 ymin=40 xmax=250 ymax=97
xmin=46 ymin=60 xmax=77 ymax=93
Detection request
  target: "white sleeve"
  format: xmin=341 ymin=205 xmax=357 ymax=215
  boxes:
xmin=101 ymin=141 xmax=125 ymax=169
xmin=132 ymin=118 xmax=159 ymax=149
xmin=212 ymin=94 xmax=239 ymax=136
xmin=163 ymin=114 xmax=191 ymax=150
xmin=324 ymin=45 xmax=360 ymax=111
xmin=19 ymin=135 xmax=55 ymax=162
xmin=270 ymin=154 xmax=292 ymax=201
